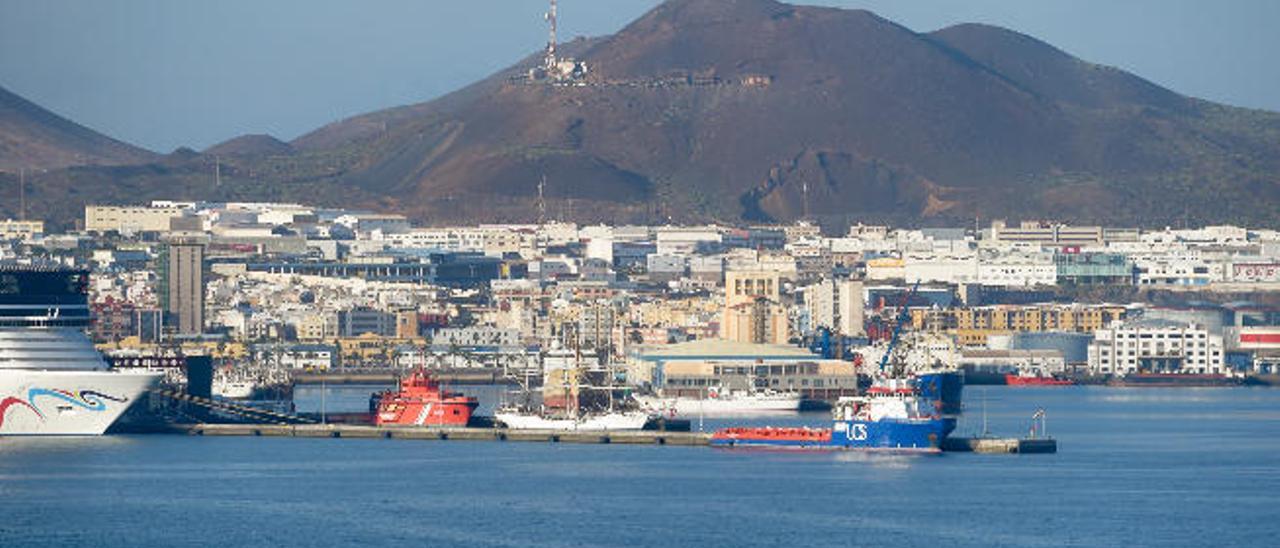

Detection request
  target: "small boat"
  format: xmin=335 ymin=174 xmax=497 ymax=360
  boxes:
xmin=1005 ymin=368 xmax=1075 ymax=386
xmin=374 ymin=369 xmax=478 ymax=426
xmin=634 ymin=387 xmax=802 ymax=418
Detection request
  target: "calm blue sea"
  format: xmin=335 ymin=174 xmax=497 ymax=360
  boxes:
xmin=2 ymin=386 xmax=1278 ymax=547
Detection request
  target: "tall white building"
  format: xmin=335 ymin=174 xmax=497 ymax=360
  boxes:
xmin=804 ymin=280 xmax=836 ymax=332
xmin=802 ymin=278 xmax=865 ymax=337
xmin=837 ymin=279 xmax=865 ymax=337
xmin=1087 ymin=322 xmax=1225 ymax=375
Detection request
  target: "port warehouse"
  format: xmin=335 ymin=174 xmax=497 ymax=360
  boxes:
xmin=630 ymin=339 xmax=858 ymax=400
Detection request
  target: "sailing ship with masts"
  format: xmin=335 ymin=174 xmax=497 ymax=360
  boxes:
xmin=495 ymin=345 xmax=652 ymax=431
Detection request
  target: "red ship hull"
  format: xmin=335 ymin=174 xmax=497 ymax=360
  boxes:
xmin=1005 ymin=374 xmax=1075 ymax=386
xmin=375 ymin=370 xmax=478 ymax=426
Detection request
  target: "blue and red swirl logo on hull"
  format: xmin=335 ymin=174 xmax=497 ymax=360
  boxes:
xmin=0 ymin=389 xmax=128 ymax=429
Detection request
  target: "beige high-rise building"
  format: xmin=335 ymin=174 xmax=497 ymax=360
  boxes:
xmin=722 ymin=271 xmax=788 ymax=344
xmin=395 ymin=310 xmax=420 ymax=339
xmin=164 ymin=234 xmax=207 ymax=335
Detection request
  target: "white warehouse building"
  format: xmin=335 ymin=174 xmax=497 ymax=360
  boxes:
xmin=1087 ymin=322 xmax=1225 ymax=375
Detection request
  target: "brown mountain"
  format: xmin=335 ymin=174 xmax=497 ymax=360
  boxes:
xmin=280 ymin=0 xmax=1280 ymax=227
xmin=0 ymin=85 xmax=155 ymax=172
xmin=204 ymin=134 xmax=295 ymax=158
xmin=10 ymin=0 xmax=1280 ymax=228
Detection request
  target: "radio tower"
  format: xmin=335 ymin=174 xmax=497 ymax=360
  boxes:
xmin=802 ymin=179 xmax=810 ymax=221
xmin=537 ymin=174 xmax=547 ymax=226
xmin=18 ymin=168 xmax=25 ymax=221
xmin=544 ymin=0 xmax=559 ymax=71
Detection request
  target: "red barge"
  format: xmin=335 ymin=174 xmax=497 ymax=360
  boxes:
xmin=375 ymin=370 xmax=478 ymax=426
xmin=1005 ymin=374 xmax=1075 ymax=386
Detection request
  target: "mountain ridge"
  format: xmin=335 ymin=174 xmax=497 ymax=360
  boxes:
xmin=4 ymin=0 xmax=1279 ymax=229
xmin=0 ymin=85 xmax=156 ymax=172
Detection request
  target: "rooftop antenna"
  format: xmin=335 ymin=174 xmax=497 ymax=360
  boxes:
xmin=544 ymin=0 xmax=559 ymax=71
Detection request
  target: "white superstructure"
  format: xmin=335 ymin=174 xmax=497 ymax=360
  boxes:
xmin=0 ymin=266 xmax=160 ymax=435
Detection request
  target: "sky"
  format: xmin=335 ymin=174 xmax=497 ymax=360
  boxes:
xmin=2 ymin=0 xmax=1277 ymax=152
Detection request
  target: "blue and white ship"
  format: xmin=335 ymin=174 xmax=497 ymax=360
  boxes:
xmin=710 ymin=373 xmax=961 ymax=452
xmin=711 ymin=282 xmax=964 ymax=452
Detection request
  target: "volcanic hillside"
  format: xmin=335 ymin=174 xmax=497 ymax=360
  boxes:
xmin=0 ymin=85 xmax=155 ymax=172
xmin=7 ymin=0 xmax=1280 ymax=228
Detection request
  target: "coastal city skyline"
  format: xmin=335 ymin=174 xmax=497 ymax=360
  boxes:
xmin=2 ymin=2 xmax=1278 ymax=547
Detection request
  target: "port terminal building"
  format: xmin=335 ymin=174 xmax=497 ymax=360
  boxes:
xmin=629 ymin=339 xmax=858 ymax=400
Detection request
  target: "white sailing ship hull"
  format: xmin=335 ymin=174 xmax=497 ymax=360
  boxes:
xmin=0 ymin=370 xmax=161 ymax=435
xmin=635 ymin=393 xmax=803 ymax=418
xmin=495 ymin=410 xmax=651 ymax=431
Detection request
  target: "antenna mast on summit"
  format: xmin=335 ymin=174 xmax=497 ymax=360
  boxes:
xmin=18 ymin=168 xmax=25 ymax=221
xmin=545 ymin=0 xmax=559 ymax=71
xmin=802 ymin=179 xmax=810 ymax=221
xmin=537 ymin=174 xmax=547 ymax=226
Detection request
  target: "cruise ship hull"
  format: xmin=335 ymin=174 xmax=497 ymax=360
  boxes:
xmin=0 ymin=370 xmax=161 ymax=435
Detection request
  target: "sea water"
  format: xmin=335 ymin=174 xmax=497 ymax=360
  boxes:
xmin=2 ymin=387 xmax=1277 ymax=547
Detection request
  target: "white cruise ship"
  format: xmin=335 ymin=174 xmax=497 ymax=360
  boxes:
xmin=0 ymin=266 xmax=160 ymax=435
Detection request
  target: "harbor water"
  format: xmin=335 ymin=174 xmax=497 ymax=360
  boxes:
xmin=3 ymin=386 xmax=1278 ymax=547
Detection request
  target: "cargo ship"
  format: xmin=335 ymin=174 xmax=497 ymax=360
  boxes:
xmin=710 ymin=373 xmax=960 ymax=452
xmin=711 ymin=282 xmax=963 ymax=452
xmin=1 ymin=266 xmax=161 ymax=435
xmin=374 ymin=369 xmax=478 ymax=426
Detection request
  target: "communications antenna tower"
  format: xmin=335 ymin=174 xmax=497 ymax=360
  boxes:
xmin=544 ymin=0 xmax=559 ymax=71
xmin=537 ymin=174 xmax=547 ymax=226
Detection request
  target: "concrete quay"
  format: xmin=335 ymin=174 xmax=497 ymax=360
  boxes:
xmin=185 ymin=423 xmax=711 ymax=446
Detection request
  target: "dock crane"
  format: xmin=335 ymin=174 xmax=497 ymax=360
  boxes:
xmin=875 ymin=280 xmax=920 ymax=376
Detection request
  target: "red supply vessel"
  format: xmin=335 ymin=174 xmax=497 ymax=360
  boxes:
xmin=375 ymin=369 xmax=478 ymax=426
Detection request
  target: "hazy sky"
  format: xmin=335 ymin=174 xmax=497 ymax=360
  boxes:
xmin=2 ymin=0 xmax=1277 ymax=152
